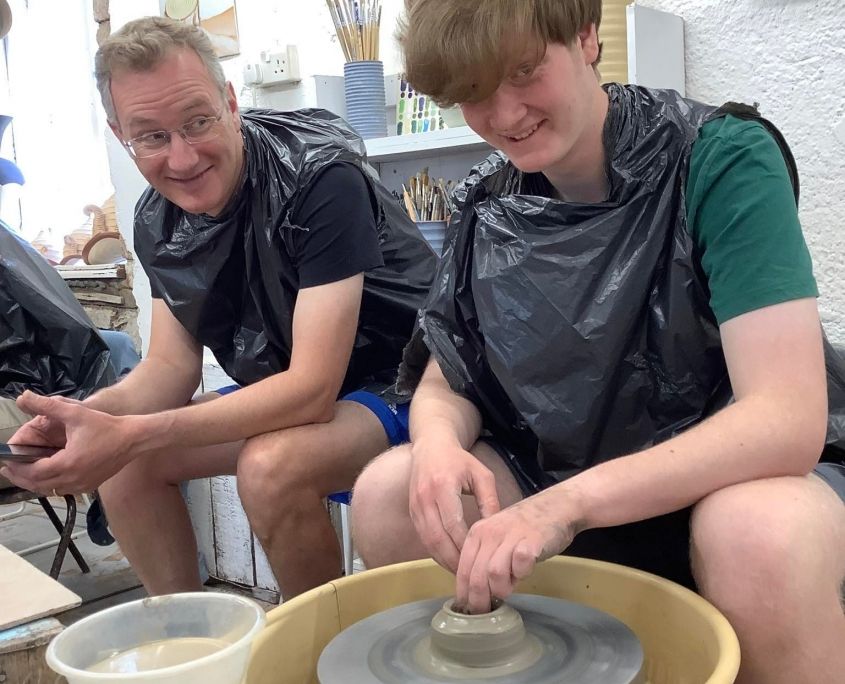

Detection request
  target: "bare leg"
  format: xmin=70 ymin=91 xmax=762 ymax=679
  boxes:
xmin=98 ymin=393 xmax=241 ymax=594
xmin=236 ymin=401 xmax=389 ymax=599
xmin=692 ymin=474 xmax=845 ymax=684
xmin=99 ymin=441 xmax=240 ymax=593
xmin=351 ymin=440 xmax=524 ymax=569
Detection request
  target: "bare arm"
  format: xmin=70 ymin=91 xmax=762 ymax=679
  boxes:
xmin=454 ymin=297 xmax=828 ymax=611
xmin=3 ymin=274 xmax=364 ymax=494
xmin=134 ymin=272 xmax=364 ymax=448
xmin=5 ymin=300 xmax=202 ymax=452
xmin=559 ymin=297 xmax=827 ymax=529
xmin=84 ymin=299 xmax=203 ymax=416
xmin=410 ymin=358 xmax=483 ymax=451
xmin=408 ymin=358 xmax=500 ymax=571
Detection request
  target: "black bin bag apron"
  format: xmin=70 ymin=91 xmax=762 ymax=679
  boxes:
xmin=134 ymin=108 xmax=437 ymax=395
xmin=403 ymin=84 xmax=845 ymax=490
xmin=0 ymin=225 xmax=114 ymax=399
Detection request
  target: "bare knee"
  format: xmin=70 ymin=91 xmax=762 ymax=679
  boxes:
xmin=237 ymin=434 xmax=313 ymax=527
xmin=351 ymin=444 xmax=423 ymax=568
xmin=692 ymin=476 xmax=844 ymax=618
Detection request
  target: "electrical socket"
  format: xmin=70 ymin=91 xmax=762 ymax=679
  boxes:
xmin=243 ymin=45 xmax=301 ymax=88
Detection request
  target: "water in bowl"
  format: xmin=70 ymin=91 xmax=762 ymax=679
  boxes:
xmin=86 ymin=637 xmax=229 ymax=674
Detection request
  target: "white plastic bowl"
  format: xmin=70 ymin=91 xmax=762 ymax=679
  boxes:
xmin=46 ymin=592 xmax=265 ymax=684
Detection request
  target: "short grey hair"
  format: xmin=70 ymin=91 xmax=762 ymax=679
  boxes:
xmin=95 ymin=16 xmax=227 ymax=125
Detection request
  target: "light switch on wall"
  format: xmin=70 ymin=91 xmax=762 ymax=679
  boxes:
xmin=835 ymin=116 xmax=845 ymax=146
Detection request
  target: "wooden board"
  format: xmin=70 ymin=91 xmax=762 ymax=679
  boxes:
xmin=0 ymin=617 xmax=63 ymax=655
xmin=55 ymin=264 xmax=126 ymax=280
xmin=73 ymin=291 xmax=124 ymax=305
xmin=0 ymin=544 xmax=81 ymax=631
xmin=0 ymin=618 xmax=64 ymax=683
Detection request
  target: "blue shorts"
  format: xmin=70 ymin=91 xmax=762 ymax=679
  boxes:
xmin=216 ymin=384 xmax=241 ymax=396
xmin=341 ymin=390 xmax=410 ymax=446
xmin=214 ymin=384 xmax=410 ymax=446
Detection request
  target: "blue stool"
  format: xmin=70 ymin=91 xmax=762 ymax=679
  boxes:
xmin=328 ymin=491 xmax=353 ymax=576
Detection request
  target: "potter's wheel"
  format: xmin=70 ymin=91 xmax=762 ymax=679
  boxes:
xmin=318 ymin=594 xmax=645 ymax=683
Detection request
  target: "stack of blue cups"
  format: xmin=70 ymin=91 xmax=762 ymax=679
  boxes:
xmin=344 ymin=60 xmax=388 ymax=140
xmin=417 ymin=220 xmax=447 ymax=256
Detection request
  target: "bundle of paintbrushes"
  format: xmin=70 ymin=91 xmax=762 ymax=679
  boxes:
xmin=325 ymin=0 xmax=382 ymax=62
xmin=401 ymin=170 xmax=456 ymax=222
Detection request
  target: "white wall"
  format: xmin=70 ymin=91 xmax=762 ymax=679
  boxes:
xmin=640 ymin=0 xmax=845 ymax=344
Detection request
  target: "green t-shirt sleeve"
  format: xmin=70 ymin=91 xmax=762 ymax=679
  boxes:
xmin=685 ymin=115 xmax=818 ymax=324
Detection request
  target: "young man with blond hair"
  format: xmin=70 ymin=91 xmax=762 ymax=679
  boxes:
xmin=351 ymin=2 xmax=845 ymax=682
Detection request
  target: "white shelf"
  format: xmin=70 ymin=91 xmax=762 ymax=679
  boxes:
xmin=365 ymin=127 xmax=491 ymax=163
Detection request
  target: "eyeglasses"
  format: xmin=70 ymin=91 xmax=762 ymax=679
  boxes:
xmin=123 ymin=111 xmax=225 ymax=159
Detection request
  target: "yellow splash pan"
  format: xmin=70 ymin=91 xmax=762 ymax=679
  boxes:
xmin=244 ymin=557 xmax=740 ymax=684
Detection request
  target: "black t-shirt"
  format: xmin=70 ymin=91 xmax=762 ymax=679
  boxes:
xmin=289 ymin=163 xmax=384 ymax=288
xmin=146 ymin=162 xmax=383 ymax=299
xmin=136 ymin=109 xmax=438 ymax=391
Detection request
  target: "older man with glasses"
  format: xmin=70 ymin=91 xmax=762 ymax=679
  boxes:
xmin=1 ymin=15 xmax=436 ymax=600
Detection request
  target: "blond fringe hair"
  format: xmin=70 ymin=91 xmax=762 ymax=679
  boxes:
xmin=398 ymin=0 xmax=602 ymax=107
xmin=95 ymin=16 xmax=227 ymax=125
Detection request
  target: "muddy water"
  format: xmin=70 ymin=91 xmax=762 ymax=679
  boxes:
xmin=86 ymin=637 xmax=229 ymax=673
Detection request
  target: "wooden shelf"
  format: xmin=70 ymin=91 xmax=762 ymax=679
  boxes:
xmin=55 ymin=263 xmax=126 ymax=280
xmin=365 ymin=127 xmax=491 ymax=163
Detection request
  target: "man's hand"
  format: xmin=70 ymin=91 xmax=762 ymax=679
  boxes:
xmin=0 ymin=391 xmax=137 ymax=495
xmin=7 ymin=395 xmax=82 ymax=450
xmin=409 ymin=438 xmax=501 ymax=573
xmin=454 ymin=489 xmax=580 ymax=614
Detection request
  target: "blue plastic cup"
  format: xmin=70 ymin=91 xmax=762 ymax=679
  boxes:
xmin=344 ymin=61 xmax=387 ymax=140
xmin=416 ymin=220 xmax=447 ymax=256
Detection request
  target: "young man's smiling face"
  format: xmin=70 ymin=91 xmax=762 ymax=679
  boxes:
xmin=459 ymin=27 xmax=604 ymax=180
xmin=109 ymin=47 xmax=244 ymax=217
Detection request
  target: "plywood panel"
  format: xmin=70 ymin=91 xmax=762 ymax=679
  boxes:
xmin=0 ymin=545 xmax=81 ymax=631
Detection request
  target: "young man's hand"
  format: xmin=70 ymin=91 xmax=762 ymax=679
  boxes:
xmin=409 ymin=436 xmax=501 ymax=573
xmin=454 ymin=488 xmax=580 ymax=614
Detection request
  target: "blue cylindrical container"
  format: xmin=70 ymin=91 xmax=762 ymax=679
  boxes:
xmin=344 ymin=61 xmax=387 ymax=140
xmin=416 ymin=220 xmax=447 ymax=256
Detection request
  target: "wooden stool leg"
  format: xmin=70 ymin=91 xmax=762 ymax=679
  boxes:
xmin=37 ymin=496 xmax=90 ymax=578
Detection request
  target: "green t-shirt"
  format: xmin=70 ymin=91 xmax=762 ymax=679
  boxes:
xmin=686 ymin=114 xmax=817 ymax=324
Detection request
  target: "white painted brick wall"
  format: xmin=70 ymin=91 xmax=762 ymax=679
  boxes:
xmin=641 ymin=0 xmax=845 ymax=343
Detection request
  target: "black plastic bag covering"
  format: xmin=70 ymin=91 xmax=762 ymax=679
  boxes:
xmin=826 ymin=342 xmax=845 ymax=458
xmin=0 ymin=224 xmax=115 ymax=399
xmin=134 ymin=109 xmax=437 ymax=393
xmin=402 ymin=84 xmax=844 ymax=487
